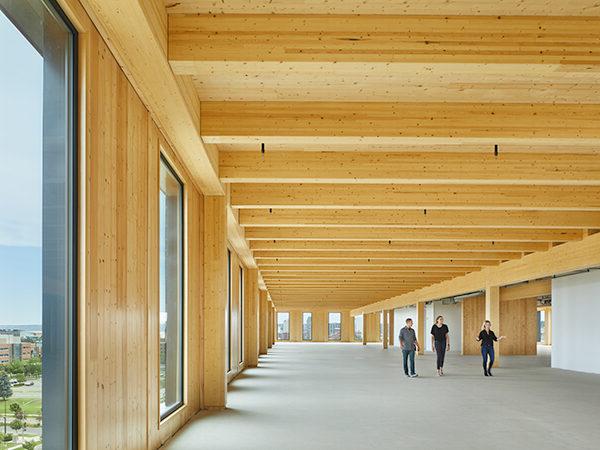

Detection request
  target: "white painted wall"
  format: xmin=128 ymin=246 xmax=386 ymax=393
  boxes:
xmin=393 ymin=306 xmax=416 ymax=347
xmin=392 ymin=302 xmax=462 ymax=352
xmin=552 ymin=270 xmax=600 ymax=374
xmin=431 ymin=301 xmax=462 ymax=353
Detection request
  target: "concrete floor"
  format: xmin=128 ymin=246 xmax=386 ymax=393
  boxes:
xmin=163 ymin=343 xmax=600 ymax=450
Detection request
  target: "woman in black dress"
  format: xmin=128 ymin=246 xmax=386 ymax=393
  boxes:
xmin=430 ymin=315 xmax=450 ymax=376
xmin=476 ymin=320 xmax=506 ymax=376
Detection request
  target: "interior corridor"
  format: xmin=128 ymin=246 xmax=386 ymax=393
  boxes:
xmin=164 ymin=344 xmax=600 ymax=450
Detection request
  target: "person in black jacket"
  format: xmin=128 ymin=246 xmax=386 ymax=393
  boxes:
xmin=430 ymin=315 xmax=450 ymax=376
xmin=476 ymin=320 xmax=506 ymax=376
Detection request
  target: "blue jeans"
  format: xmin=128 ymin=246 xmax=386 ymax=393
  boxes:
xmin=481 ymin=345 xmax=495 ymax=370
xmin=402 ymin=349 xmax=416 ymax=375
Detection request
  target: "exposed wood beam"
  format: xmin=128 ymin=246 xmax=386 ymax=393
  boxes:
xmin=79 ymin=0 xmax=223 ymax=194
xmin=164 ymin=1 xmax=600 ymax=16
xmin=230 ymin=184 xmax=600 ymax=211
xmin=500 ymin=278 xmax=551 ymax=301
xmin=170 ymin=14 xmax=600 ymax=65
xmin=240 ymin=209 xmax=600 ymax=229
xmin=352 ymin=231 xmax=600 ymax=315
xmin=221 ymin=151 xmax=600 ymax=186
xmin=201 ymin=102 xmax=600 ymax=144
xmin=257 ymin=258 xmax=500 ymax=267
xmin=249 ymin=240 xmax=549 ymax=252
xmin=258 ymin=265 xmax=478 ymax=272
xmin=245 ymin=227 xmax=581 ymax=242
xmin=254 ymin=251 xmax=522 ymax=260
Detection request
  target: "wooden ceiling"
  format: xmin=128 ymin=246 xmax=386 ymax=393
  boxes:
xmin=165 ymin=0 xmax=600 ymax=310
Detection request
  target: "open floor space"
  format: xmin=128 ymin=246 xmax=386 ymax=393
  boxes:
xmin=165 ymin=344 xmax=600 ymax=450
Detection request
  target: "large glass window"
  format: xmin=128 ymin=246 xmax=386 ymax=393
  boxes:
xmin=238 ymin=266 xmax=244 ymax=364
xmin=0 ymin=1 xmax=76 ymax=447
xmin=277 ymin=313 xmax=290 ymax=341
xmin=328 ymin=313 xmax=341 ymax=341
xmin=354 ymin=315 xmax=364 ymax=341
xmin=302 ymin=313 xmax=312 ymax=341
xmin=226 ymin=249 xmax=231 ymax=372
xmin=159 ymin=156 xmax=184 ymax=419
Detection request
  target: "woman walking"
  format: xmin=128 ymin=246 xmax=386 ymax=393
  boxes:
xmin=430 ymin=316 xmax=450 ymax=376
xmin=476 ymin=320 xmax=506 ymax=376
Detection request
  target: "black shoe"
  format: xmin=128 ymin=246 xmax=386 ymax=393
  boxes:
xmin=484 ymin=370 xmax=489 ymax=376
xmin=487 ymin=364 xmax=494 ymax=376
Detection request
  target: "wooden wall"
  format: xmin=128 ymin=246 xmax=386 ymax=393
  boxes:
xmin=364 ymin=312 xmax=383 ymax=343
xmin=461 ymin=295 xmax=486 ymax=355
xmin=500 ymin=298 xmax=538 ymax=355
xmin=56 ymin=0 xmax=206 ymax=447
xmin=462 ymin=295 xmax=538 ymax=356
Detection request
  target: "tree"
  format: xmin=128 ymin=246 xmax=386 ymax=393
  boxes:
xmin=9 ymin=403 xmax=21 ymax=415
xmin=22 ymin=441 xmax=36 ymax=450
xmin=9 ymin=419 xmax=22 ymax=436
xmin=0 ymin=373 xmax=13 ymax=434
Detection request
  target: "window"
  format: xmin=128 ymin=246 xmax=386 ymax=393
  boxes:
xmin=380 ymin=311 xmax=384 ymax=341
xmin=328 ymin=313 xmax=341 ymax=341
xmin=159 ymin=156 xmax=184 ymax=419
xmin=302 ymin=313 xmax=312 ymax=341
xmin=238 ymin=266 xmax=244 ymax=364
xmin=226 ymin=249 xmax=231 ymax=372
xmin=277 ymin=313 xmax=290 ymax=341
xmin=0 ymin=1 xmax=76 ymax=447
xmin=354 ymin=315 xmax=364 ymax=341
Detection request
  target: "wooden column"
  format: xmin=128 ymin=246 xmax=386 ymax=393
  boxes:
xmin=362 ymin=314 xmax=367 ymax=346
xmin=388 ymin=310 xmax=395 ymax=346
xmin=268 ymin=302 xmax=274 ymax=348
xmin=243 ymin=268 xmax=259 ymax=368
xmin=416 ymin=302 xmax=425 ymax=355
xmin=382 ymin=310 xmax=389 ymax=349
xmin=486 ymin=285 xmax=501 ymax=366
xmin=259 ymin=290 xmax=269 ymax=355
xmin=203 ymin=196 xmax=228 ymax=408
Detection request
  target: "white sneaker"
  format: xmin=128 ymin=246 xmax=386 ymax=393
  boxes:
xmin=410 ymin=373 xmax=418 ymax=378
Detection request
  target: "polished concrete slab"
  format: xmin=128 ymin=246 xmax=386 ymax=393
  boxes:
xmin=163 ymin=343 xmax=600 ymax=450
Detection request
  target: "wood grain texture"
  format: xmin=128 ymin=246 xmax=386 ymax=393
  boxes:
xmin=244 ymin=269 xmax=259 ymax=367
xmin=165 ymin=1 xmax=600 ymax=16
xmin=461 ymin=295 xmax=486 ymax=355
xmin=500 ymin=298 xmax=538 ymax=355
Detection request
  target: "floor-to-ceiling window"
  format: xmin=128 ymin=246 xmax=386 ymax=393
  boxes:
xmin=354 ymin=315 xmax=363 ymax=341
xmin=238 ymin=266 xmax=244 ymax=364
xmin=277 ymin=313 xmax=290 ymax=341
xmin=328 ymin=313 xmax=341 ymax=341
xmin=0 ymin=1 xmax=76 ymax=446
xmin=302 ymin=313 xmax=312 ymax=341
xmin=159 ymin=156 xmax=184 ymax=419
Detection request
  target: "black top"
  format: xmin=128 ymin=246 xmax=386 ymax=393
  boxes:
xmin=430 ymin=324 xmax=449 ymax=342
xmin=478 ymin=330 xmax=498 ymax=347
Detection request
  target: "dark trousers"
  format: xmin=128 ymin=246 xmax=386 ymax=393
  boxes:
xmin=434 ymin=341 xmax=446 ymax=369
xmin=402 ymin=349 xmax=415 ymax=375
xmin=481 ymin=345 xmax=495 ymax=371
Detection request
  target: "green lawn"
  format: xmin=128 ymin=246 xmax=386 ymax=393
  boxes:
xmin=0 ymin=398 xmax=42 ymax=416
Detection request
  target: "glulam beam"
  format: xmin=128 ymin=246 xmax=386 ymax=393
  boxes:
xmin=201 ymin=102 xmax=600 ymax=144
xmin=245 ymin=227 xmax=581 ymax=242
xmin=240 ymin=209 xmax=600 ymax=229
xmin=170 ymin=14 xmax=600 ymax=65
xmin=221 ymin=152 xmax=600 ymax=186
xmin=230 ymin=184 xmax=600 ymax=211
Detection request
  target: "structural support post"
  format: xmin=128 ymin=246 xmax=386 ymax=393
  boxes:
xmin=203 ymin=196 xmax=228 ymax=408
xmin=416 ymin=302 xmax=425 ymax=355
xmin=362 ymin=314 xmax=367 ymax=345
xmin=244 ymin=268 xmax=259 ymax=368
xmin=485 ymin=285 xmax=501 ymax=366
xmin=268 ymin=302 xmax=274 ymax=348
xmin=259 ymin=289 xmax=269 ymax=355
xmin=545 ymin=308 xmax=552 ymax=345
xmin=382 ymin=310 xmax=389 ymax=349
xmin=388 ymin=309 xmax=395 ymax=346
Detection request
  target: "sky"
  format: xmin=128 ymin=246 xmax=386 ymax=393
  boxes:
xmin=0 ymin=10 xmax=44 ymax=324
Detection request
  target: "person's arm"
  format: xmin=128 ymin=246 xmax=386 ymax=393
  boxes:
xmin=415 ymin=339 xmax=420 ymax=352
xmin=475 ymin=331 xmax=482 ymax=342
xmin=431 ymin=334 xmax=435 ymax=351
xmin=446 ymin=331 xmax=450 ymax=351
xmin=400 ymin=336 xmax=405 ymax=350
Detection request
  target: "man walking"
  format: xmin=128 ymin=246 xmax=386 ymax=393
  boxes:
xmin=399 ymin=318 xmax=420 ymax=378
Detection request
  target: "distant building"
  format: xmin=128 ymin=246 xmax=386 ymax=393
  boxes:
xmin=0 ymin=335 xmax=41 ymax=364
